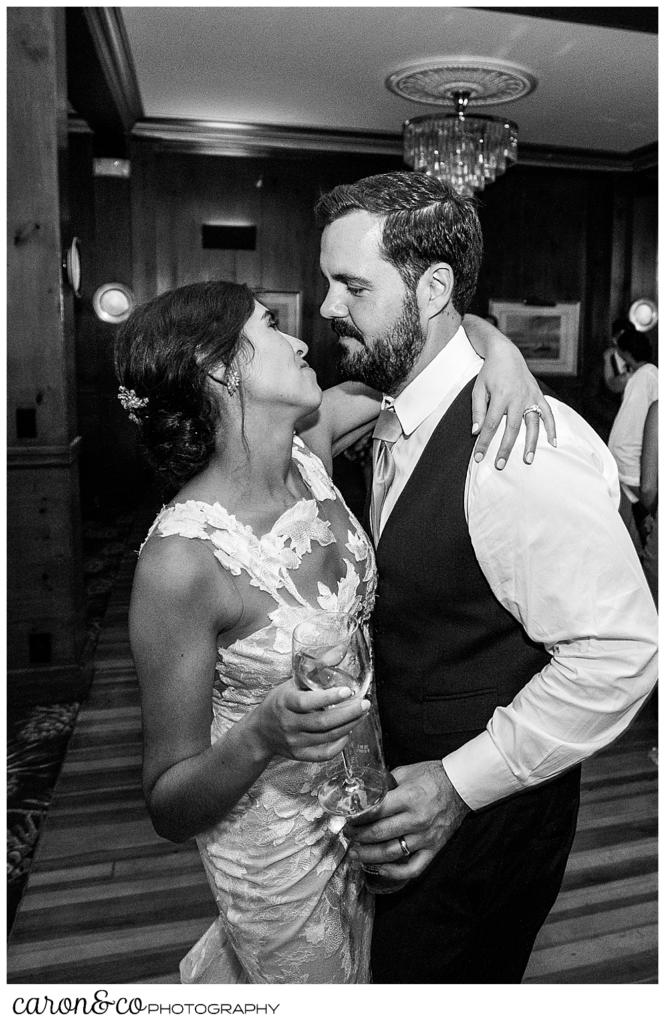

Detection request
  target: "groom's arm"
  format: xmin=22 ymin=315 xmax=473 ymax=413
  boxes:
xmin=347 ymin=404 xmax=657 ymax=882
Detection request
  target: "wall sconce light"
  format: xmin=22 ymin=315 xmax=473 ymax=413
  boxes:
xmin=628 ymin=298 xmax=658 ymax=332
xmin=92 ymin=282 xmax=135 ymax=324
xmin=62 ymin=237 xmax=82 ymax=298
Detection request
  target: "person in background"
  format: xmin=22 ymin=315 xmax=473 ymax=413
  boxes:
xmin=608 ymin=326 xmax=658 ymax=547
xmin=602 ymin=317 xmax=632 ymax=395
xmin=315 ymin=170 xmax=658 ymax=984
xmin=639 ymin=399 xmax=658 ymax=605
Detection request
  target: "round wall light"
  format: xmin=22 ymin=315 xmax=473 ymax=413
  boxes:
xmin=628 ymin=298 xmax=658 ymax=333
xmin=92 ymin=282 xmax=135 ymax=324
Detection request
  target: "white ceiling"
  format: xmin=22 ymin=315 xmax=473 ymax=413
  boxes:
xmin=121 ymin=5 xmax=657 ymax=153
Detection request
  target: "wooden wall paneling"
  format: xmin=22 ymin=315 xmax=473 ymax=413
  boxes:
xmin=129 ymin=137 xmax=158 ymax=304
xmin=258 ymin=156 xmax=330 ymax=375
xmin=155 ymin=153 xmax=198 ymax=292
xmin=91 ymin=172 xmax=139 ymax=502
xmin=256 ymin=161 xmax=300 ymax=291
xmin=221 ymin=157 xmax=263 ymax=288
xmin=7 ymin=7 xmax=87 ymax=701
xmin=474 ymin=171 xmax=526 ymax=314
xmin=630 ymin=186 xmax=658 ymax=303
xmin=519 ymin=169 xmax=588 ymax=302
xmin=576 ymin=175 xmax=618 ymax=436
xmin=581 ymin=175 xmax=615 ymax=377
xmin=629 ymin=184 xmax=658 ymax=363
xmin=69 ymin=129 xmax=97 ymax=400
xmin=476 ymin=167 xmax=624 ymax=411
xmin=153 ymin=154 xmax=264 ymax=293
xmin=8 ymin=9 xmax=71 ymax=446
xmin=609 ymin=175 xmax=633 ymax=324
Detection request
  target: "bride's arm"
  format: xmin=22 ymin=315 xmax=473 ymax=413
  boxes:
xmin=463 ymin=314 xmax=557 ymax=467
xmin=297 ymin=316 xmax=556 ymax=471
xmin=131 ymin=536 xmax=368 ymax=843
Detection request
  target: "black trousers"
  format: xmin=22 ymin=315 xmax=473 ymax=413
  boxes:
xmin=370 ymin=766 xmax=581 ymax=984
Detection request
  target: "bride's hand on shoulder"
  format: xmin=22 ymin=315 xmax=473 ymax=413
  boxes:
xmin=251 ymin=680 xmax=370 ymax=763
xmin=463 ymin=314 xmax=557 ymax=469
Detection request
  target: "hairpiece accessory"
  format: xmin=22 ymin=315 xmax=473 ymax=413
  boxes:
xmin=522 ymin=403 xmax=543 ymax=422
xmin=224 ymin=368 xmax=240 ymax=397
xmin=118 ymin=385 xmax=149 ymax=424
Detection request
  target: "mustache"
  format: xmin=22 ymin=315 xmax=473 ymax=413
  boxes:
xmin=330 ymin=318 xmax=365 ymax=344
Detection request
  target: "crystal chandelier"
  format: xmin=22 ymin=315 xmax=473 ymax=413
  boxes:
xmin=386 ymin=59 xmax=537 ymax=197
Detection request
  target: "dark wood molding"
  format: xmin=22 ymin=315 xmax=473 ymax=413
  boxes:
xmin=483 ymin=8 xmax=658 ymax=34
xmin=131 ymin=118 xmax=402 ymax=157
xmin=631 ymin=141 xmax=658 ymax=173
xmin=8 ymin=436 xmax=83 ymax=469
xmin=83 ymin=7 xmax=144 ymax=129
xmin=130 ymin=117 xmax=657 ymax=173
xmin=519 ymin=143 xmax=637 ymax=173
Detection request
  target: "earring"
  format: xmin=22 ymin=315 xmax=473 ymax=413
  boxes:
xmin=224 ymin=369 xmax=240 ymax=397
xmin=207 ymin=369 xmax=240 ymax=396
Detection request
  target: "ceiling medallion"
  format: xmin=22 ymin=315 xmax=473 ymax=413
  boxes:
xmin=385 ymin=58 xmax=537 ymax=107
xmin=386 ymin=58 xmax=537 ymax=196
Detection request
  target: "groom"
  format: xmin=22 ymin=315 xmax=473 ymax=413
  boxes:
xmin=315 ymin=171 xmax=658 ymax=983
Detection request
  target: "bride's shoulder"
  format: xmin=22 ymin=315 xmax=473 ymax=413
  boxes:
xmin=134 ymin=526 xmax=242 ymax=626
xmin=137 ymin=526 xmax=214 ymax=590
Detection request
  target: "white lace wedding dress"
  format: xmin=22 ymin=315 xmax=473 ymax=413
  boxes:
xmin=141 ymin=436 xmax=377 ymax=984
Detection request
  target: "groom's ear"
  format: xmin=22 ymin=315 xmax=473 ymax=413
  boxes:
xmin=419 ymin=263 xmax=454 ymax=319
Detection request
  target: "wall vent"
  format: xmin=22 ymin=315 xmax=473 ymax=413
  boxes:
xmin=29 ymin=632 xmax=53 ymax=664
xmin=16 ymin=408 xmax=37 ymax=439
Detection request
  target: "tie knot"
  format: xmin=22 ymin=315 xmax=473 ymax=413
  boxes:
xmin=373 ymin=406 xmax=403 ymax=445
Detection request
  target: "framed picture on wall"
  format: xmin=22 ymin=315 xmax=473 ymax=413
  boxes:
xmin=488 ymin=301 xmax=581 ymax=376
xmin=256 ymin=290 xmax=302 ymax=338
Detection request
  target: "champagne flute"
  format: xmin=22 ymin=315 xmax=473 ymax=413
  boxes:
xmin=292 ymin=612 xmax=388 ymax=818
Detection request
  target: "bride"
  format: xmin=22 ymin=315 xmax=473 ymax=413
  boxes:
xmin=114 ymin=280 xmax=553 ymax=984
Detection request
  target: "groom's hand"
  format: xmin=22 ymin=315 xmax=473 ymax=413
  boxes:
xmin=345 ymin=760 xmax=469 ymax=884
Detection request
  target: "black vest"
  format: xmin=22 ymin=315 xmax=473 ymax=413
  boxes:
xmin=372 ymin=377 xmax=549 ymax=768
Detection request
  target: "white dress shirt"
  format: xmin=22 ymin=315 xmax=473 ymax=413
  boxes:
xmin=375 ymin=328 xmax=658 ymax=811
xmin=608 ymin=362 xmax=658 ymax=501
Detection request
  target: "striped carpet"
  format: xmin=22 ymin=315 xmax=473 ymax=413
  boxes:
xmin=7 ymin=518 xmax=658 ymax=984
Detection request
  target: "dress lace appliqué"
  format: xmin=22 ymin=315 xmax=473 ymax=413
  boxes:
xmin=144 ymin=437 xmax=377 ymax=984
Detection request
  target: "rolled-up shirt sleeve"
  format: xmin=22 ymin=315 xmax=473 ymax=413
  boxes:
xmin=442 ymin=400 xmax=658 ymax=811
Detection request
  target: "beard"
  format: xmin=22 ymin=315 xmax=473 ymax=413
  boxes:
xmin=331 ymin=290 xmax=426 ymax=395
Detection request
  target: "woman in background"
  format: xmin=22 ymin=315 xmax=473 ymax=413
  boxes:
xmin=114 ymin=280 xmax=554 ymax=984
xmin=608 ymin=327 xmax=658 ymax=547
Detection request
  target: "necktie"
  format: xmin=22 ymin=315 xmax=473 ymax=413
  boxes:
xmin=370 ymin=405 xmax=403 ymax=543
